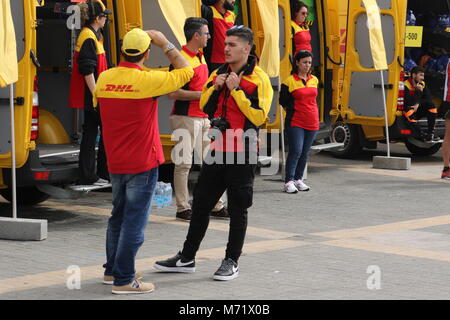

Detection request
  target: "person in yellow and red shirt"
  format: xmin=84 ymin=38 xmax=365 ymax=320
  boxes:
xmin=68 ymin=0 xmax=111 ymax=185
xmin=154 ymin=27 xmax=273 ymax=281
xmin=403 ymin=66 xmax=438 ymax=143
xmin=280 ymin=50 xmax=318 ymax=194
xmin=201 ymin=0 xmax=236 ymax=73
xmin=93 ymin=28 xmax=194 ymax=295
xmin=290 ymin=0 xmax=312 ymax=54
xmin=168 ymin=18 xmax=228 ymax=221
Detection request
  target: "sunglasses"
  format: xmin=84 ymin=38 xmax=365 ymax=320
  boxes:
xmin=198 ymin=31 xmax=210 ymax=35
xmin=230 ymin=25 xmax=245 ymax=30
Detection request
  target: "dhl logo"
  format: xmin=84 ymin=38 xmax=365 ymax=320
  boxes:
xmin=103 ymin=84 xmax=137 ymax=92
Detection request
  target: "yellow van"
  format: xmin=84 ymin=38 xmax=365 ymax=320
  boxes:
xmin=329 ymin=0 xmax=447 ymax=157
xmin=0 ymin=0 xmax=202 ymax=204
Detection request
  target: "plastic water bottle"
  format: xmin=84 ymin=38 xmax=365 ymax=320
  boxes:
xmin=164 ymin=183 xmax=173 ymax=207
xmin=152 ymin=182 xmax=164 ymax=208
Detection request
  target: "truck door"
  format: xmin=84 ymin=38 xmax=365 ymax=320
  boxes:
xmin=340 ymin=0 xmax=407 ymax=127
xmin=0 ymin=0 xmax=34 ymax=170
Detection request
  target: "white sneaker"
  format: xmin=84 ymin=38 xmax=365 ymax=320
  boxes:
xmin=283 ymin=181 xmax=298 ymax=193
xmin=294 ymin=179 xmax=310 ymax=191
xmin=94 ymin=178 xmax=110 ymax=185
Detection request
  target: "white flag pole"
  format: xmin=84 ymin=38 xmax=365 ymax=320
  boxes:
xmin=380 ymin=70 xmax=390 ymax=158
xmin=278 ymin=76 xmax=286 ymax=180
xmin=9 ymin=84 xmax=17 ymax=219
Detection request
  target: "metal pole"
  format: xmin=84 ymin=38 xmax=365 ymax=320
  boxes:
xmin=380 ymin=70 xmax=390 ymax=158
xmin=278 ymin=76 xmax=286 ymax=180
xmin=9 ymin=84 xmax=17 ymax=219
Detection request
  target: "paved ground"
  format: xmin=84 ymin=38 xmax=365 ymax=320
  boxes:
xmin=0 ymin=143 xmax=449 ymax=302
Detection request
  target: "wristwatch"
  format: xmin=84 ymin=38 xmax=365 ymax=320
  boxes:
xmin=164 ymin=42 xmax=175 ymax=54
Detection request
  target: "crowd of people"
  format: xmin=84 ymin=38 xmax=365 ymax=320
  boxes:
xmin=67 ymin=0 xmax=449 ymax=295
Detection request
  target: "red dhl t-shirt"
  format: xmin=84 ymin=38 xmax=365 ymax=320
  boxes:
xmin=283 ymin=74 xmax=319 ymax=131
xmin=94 ymin=62 xmax=194 ymax=174
xmin=210 ymin=6 xmax=236 ymax=64
xmin=171 ymin=46 xmax=208 ymax=118
xmin=291 ymin=20 xmax=312 ymax=54
xmin=69 ymin=27 xmax=108 ymax=109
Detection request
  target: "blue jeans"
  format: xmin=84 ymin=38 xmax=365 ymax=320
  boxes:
xmin=103 ymin=168 xmax=158 ymax=286
xmin=285 ymin=126 xmax=317 ymax=183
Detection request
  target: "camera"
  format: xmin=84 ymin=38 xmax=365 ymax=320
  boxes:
xmin=210 ymin=117 xmax=230 ymax=132
xmin=208 ymin=117 xmax=230 ymax=140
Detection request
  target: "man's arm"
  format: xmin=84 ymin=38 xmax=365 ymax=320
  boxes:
xmin=147 ymin=30 xmax=189 ymax=69
xmin=138 ymin=30 xmax=194 ymax=97
xmin=168 ymin=89 xmax=201 ymax=101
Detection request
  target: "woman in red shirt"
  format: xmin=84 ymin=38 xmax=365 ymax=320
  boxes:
xmin=68 ymin=0 xmax=111 ymax=185
xmin=279 ymin=50 xmax=319 ymax=193
xmin=290 ymin=0 xmax=312 ymax=54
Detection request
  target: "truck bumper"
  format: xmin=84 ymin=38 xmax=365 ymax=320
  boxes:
xmin=2 ymin=149 xmax=79 ymax=187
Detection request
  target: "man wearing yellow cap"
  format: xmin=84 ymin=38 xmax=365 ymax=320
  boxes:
xmin=93 ymin=28 xmax=194 ymax=294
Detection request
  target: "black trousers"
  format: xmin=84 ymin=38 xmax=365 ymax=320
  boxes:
xmin=404 ymin=103 xmax=437 ymax=135
xmin=78 ymin=109 xmax=108 ymax=184
xmin=181 ymin=158 xmax=256 ymax=263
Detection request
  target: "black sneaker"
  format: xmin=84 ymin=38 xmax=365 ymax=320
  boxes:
xmin=153 ymin=252 xmax=195 ymax=273
xmin=213 ymin=258 xmax=239 ymax=281
xmin=210 ymin=207 xmax=229 ymax=219
xmin=176 ymin=209 xmax=192 ymax=221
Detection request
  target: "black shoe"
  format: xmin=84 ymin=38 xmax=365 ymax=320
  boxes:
xmin=176 ymin=209 xmax=192 ymax=221
xmin=213 ymin=258 xmax=239 ymax=281
xmin=153 ymin=251 xmax=195 ymax=273
xmin=210 ymin=207 xmax=229 ymax=219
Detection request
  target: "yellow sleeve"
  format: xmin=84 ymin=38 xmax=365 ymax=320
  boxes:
xmin=230 ymin=69 xmax=274 ymax=127
xmin=139 ymin=66 xmax=194 ymax=97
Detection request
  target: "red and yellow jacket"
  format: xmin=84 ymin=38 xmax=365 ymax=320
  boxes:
xmin=93 ymin=62 xmax=194 ymax=174
xmin=171 ymin=46 xmax=209 ymax=118
xmin=69 ymin=26 xmax=108 ymax=109
xmin=200 ymin=56 xmax=273 ymax=153
xmin=279 ymin=73 xmax=319 ymax=131
xmin=202 ymin=5 xmax=236 ymax=65
xmin=291 ymin=20 xmax=312 ymax=54
xmin=403 ymin=78 xmax=437 ymax=121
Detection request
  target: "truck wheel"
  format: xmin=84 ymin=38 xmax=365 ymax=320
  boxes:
xmin=405 ymin=141 xmax=441 ymax=156
xmin=330 ymin=122 xmax=363 ymax=158
xmin=0 ymin=186 xmax=50 ymax=205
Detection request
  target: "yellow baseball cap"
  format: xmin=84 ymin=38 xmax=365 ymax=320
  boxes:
xmin=121 ymin=28 xmax=152 ymax=56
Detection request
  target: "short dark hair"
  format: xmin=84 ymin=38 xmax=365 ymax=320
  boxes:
xmin=121 ymin=45 xmax=150 ymax=63
xmin=290 ymin=0 xmax=308 ymax=21
xmin=184 ymin=17 xmax=209 ymax=42
xmin=292 ymin=50 xmax=313 ymax=74
xmin=411 ymin=65 xmax=425 ymax=75
xmin=226 ymin=26 xmax=254 ymax=46
xmin=202 ymin=0 xmax=219 ymax=5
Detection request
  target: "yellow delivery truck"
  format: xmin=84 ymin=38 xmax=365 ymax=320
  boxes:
xmin=0 ymin=0 xmax=202 ymax=204
xmin=0 ymin=0 xmax=281 ymax=204
xmin=328 ymin=0 xmax=447 ymax=157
